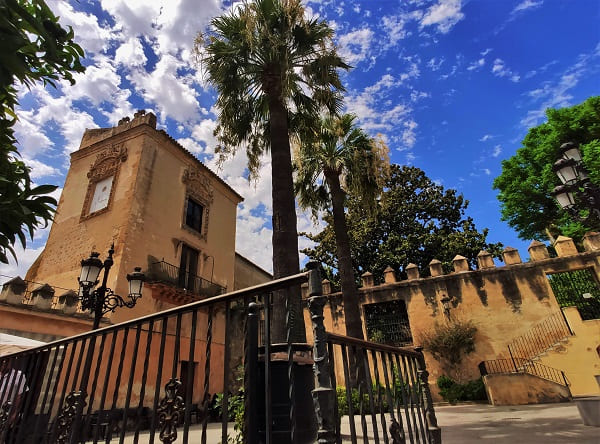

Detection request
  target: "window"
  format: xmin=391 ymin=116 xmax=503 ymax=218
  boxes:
xmin=178 ymin=244 xmax=199 ymax=291
xmin=185 ymin=198 xmax=204 ymax=233
xmin=89 ymin=176 xmax=114 ymax=213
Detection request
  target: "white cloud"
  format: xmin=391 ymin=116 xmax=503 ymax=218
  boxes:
xmin=492 ymin=58 xmax=520 ymax=82
xmin=512 ymin=0 xmax=543 ymax=15
xmin=420 ymin=0 xmax=465 ymax=34
xmin=492 ymin=145 xmax=502 ymax=157
xmin=483 ymin=168 xmax=491 ymax=175
xmin=381 ymin=15 xmax=409 ymax=49
xmin=427 ymin=57 xmax=445 ymax=71
xmin=114 ymin=37 xmax=147 ymax=67
xmin=521 ymin=44 xmax=600 ymax=127
xmin=191 ymin=119 xmax=218 ymax=151
xmin=467 ymin=58 xmax=485 ymax=71
xmin=337 ymin=27 xmax=374 ymax=65
xmin=479 ymin=134 xmax=493 ymax=142
xmin=401 ymin=120 xmax=418 ymax=149
xmin=24 ymin=159 xmax=61 ymax=179
xmin=0 ymin=245 xmax=45 ymax=282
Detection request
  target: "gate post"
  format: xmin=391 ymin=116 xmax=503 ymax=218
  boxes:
xmin=414 ymin=346 xmax=442 ymax=444
xmin=245 ymin=302 xmax=259 ymax=444
xmin=307 ymin=262 xmax=336 ymax=444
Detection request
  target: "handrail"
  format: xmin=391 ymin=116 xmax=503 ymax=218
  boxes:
xmin=326 ymin=332 xmax=421 ymax=357
xmin=147 ymin=260 xmax=226 ymax=295
xmin=507 ymin=311 xmax=572 ymax=362
xmin=479 ymin=358 xmax=569 ymax=387
xmin=3 ymin=270 xmax=310 ymax=359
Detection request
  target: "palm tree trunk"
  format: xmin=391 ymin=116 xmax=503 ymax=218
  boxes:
xmin=268 ymin=87 xmax=306 ymax=343
xmin=325 ymin=173 xmax=365 ymax=340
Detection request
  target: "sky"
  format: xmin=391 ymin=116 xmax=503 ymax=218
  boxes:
xmin=1 ymin=0 xmax=599 ymax=281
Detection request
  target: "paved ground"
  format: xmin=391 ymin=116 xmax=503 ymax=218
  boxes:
xmin=112 ymin=402 xmax=598 ymax=443
xmin=434 ymin=402 xmax=599 ymax=444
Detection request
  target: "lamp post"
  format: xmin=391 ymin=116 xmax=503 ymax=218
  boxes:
xmin=551 ymin=142 xmax=600 ymax=223
xmin=77 ymin=244 xmax=145 ymax=329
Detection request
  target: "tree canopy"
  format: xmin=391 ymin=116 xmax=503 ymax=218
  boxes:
xmin=0 ymin=0 xmax=85 ymax=264
xmin=493 ymin=96 xmax=600 ymax=243
xmin=196 ymin=0 xmax=349 ymax=341
xmin=302 ymin=164 xmax=503 ymax=285
xmin=294 ymin=114 xmax=389 ymax=339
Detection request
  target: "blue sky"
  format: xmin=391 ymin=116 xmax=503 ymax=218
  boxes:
xmin=1 ymin=0 xmax=599 ymax=279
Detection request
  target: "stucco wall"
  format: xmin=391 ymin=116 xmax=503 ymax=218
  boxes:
xmin=483 ymin=373 xmax=571 ymax=405
xmin=24 ymin=111 xmax=242 ymax=325
xmin=234 ymin=253 xmax=272 ymax=290
xmin=304 ymin=233 xmax=600 ymax=399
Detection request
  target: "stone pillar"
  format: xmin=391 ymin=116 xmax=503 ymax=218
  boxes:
xmin=58 ymin=290 xmax=79 ymax=314
xmin=31 ymin=284 xmax=55 ymax=310
xmin=406 ymin=263 xmax=420 ymax=280
xmin=429 ymin=259 xmax=443 ymax=277
xmin=0 ymin=277 xmax=27 ymax=304
xmin=583 ymin=232 xmax=600 ymax=251
xmin=452 ymin=255 xmax=469 ymax=272
xmin=321 ymin=279 xmax=332 ymax=295
xmin=528 ymin=240 xmax=549 ymax=261
xmin=361 ymin=272 xmax=374 ymax=288
xmin=554 ymin=235 xmax=578 ymax=256
xmin=383 ymin=266 xmax=396 ymax=284
xmin=502 ymin=247 xmax=522 ymax=265
xmin=477 ymin=251 xmax=495 ymax=269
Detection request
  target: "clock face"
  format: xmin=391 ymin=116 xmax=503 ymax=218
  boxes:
xmin=89 ymin=176 xmax=114 ymax=213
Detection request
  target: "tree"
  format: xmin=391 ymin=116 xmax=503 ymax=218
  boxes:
xmin=303 ymin=165 xmax=503 ymax=284
xmin=294 ymin=114 xmax=389 ymax=339
xmin=0 ymin=0 xmax=85 ymax=264
xmin=493 ymin=96 xmax=600 ymax=243
xmin=197 ymin=0 xmax=349 ymax=341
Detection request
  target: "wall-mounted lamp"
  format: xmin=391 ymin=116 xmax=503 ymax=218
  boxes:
xmin=440 ymin=294 xmax=452 ymax=317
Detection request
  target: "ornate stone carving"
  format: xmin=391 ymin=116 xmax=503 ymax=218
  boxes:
xmin=87 ymin=144 xmax=127 ymax=181
xmin=81 ymin=143 xmax=127 ymax=221
xmin=182 ymin=168 xmax=214 ymax=204
xmin=157 ymin=378 xmax=184 ymax=444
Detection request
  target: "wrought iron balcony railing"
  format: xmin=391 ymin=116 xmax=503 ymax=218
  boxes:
xmin=146 ymin=260 xmax=225 ymax=298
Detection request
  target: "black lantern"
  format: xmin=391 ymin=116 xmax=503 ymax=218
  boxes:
xmin=76 ymin=244 xmax=145 ymax=329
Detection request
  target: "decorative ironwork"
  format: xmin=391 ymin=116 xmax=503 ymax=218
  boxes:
xmin=415 ymin=347 xmax=441 ymax=444
xmin=0 ymin=401 xmax=12 ymax=437
xmin=55 ymin=391 xmax=86 ymax=444
xmin=389 ymin=420 xmax=404 ymax=444
xmin=308 ymin=263 xmax=336 ymax=443
xmin=157 ymin=378 xmax=185 ymax=444
xmin=80 ymin=287 xmax=137 ymax=315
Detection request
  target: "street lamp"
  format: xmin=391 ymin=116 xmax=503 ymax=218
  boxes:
xmin=77 ymin=244 xmax=145 ymax=329
xmin=551 ymin=142 xmax=600 ymax=223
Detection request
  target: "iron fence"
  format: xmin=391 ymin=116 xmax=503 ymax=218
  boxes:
xmin=479 ymin=358 xmax=569 ymax=387
xmin=323 ymin=334 xmax=440 ymax=443
xmin=0 ymin=265 xmax=440 ymax=444
xmin=507 ymin=311 xmax=572 ymax=362
xmin=147 ymin=260 xmax=226 ymax=298
xmin=547 ymin=268 xmax=600 ymax=320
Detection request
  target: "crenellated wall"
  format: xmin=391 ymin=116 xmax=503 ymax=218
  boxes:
xmin=303 ymin=232 xmax=600 ymax=398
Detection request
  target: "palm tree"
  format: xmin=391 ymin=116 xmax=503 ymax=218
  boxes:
xmin=196 ymin=0 xmax=349 ymax=342
xmin=295 ymin=114 xmax=389 ymax=339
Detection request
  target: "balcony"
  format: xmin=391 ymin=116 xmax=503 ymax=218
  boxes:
xmin=146 ymin=260 xmax=225 ymax=299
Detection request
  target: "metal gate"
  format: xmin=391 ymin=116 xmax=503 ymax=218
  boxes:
xmin=547 ymin=268 xmax=600 ymax=320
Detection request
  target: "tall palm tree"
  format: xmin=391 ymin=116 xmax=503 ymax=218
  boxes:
xmin=197 ymin=0 xmax=349 ymax=342
xmin=295 ymin=114 xmax=389 ymax=339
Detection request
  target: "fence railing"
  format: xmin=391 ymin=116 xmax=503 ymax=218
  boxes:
xmin=479 ymin=358 xmax=569 ymax=387
xmin=507 ymin=311 xmax=573 ymax=363
xmin=0 ymin=264 xmax=440 ymax=444
xmin=147 ymin=260 xmax=226 ymax=298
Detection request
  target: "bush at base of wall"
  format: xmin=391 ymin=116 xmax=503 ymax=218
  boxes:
xmin=437 ymin=376 xmax=487 ymax=404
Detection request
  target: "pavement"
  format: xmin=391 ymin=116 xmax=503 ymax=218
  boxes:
xmin=110 ymin=401 xmax=598 ymax=443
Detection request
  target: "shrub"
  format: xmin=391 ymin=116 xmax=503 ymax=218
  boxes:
xmin=420 ymin=319 xmax=477 ymax=366
xmin=436 ymin=376 xmax=486 ymax=404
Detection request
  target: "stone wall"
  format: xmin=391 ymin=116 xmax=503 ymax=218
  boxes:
xmin=303 ymin=233 xmax=600 ymax=397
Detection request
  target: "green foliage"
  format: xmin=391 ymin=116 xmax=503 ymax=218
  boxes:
xmin=213 ymin=391 xmax=244 ymax=444
xmin=0 ymin=0 xmax=85 ymax=263
xmin=436 ymin=376 xmax=486 ymax=404
xmin=493 ymin=96 xmax=600 ymax=243
xmin=420 ymin=320 xmax=477 ymax=367
xmin=302 ymin=164 xmax=503 ymax=284
xmin=195 ymin=0 xmax=349 ymax=180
